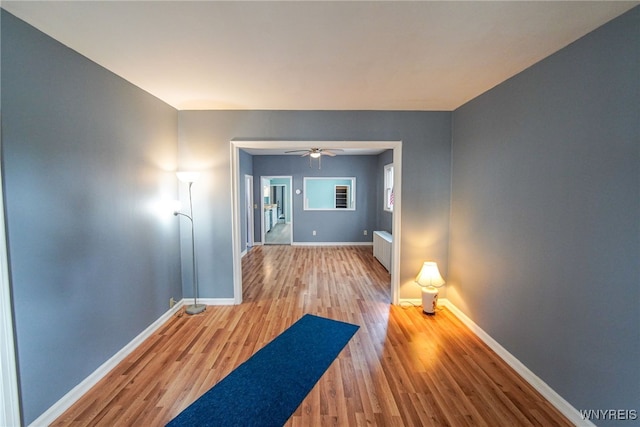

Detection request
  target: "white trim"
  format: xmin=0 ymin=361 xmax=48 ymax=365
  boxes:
xmin=390 ymin=144 xmax=402 ymax=305
xmin=244 ymin=175 xmax=254 ymax=248
xmin=292 ymin=242 xmax=373 ymax=247
xmin=383 ymin=162 xmax=394 ymax=213
xmin=440 ymin=299 xmax=595 ymax=427
xmin=183 ymin=298 xmax=236 ymax=306
xmin=241 ymin=248 xmax=248 ymax=258
xmin=230 ymin=146 xmax=244 ymax=305
xmin=260 ymin=177 xmax=269 ymax=242
xmin=0 ymin=153 xmax=21 ymax=427
xmin=29 ymin=302 xmax=185 ymax=427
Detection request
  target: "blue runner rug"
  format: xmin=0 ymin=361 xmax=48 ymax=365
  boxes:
xmin=167 ymin=314 xmax=359 ymax=427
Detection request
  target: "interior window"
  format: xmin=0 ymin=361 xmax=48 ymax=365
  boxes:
xmin=384 ymin=163 xmax=394 ymax=212
xmin=303 ymin=177 xmax=356 ymax=211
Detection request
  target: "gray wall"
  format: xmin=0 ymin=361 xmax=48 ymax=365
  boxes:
xmin=1 ymin=11 xmax=181 ymax=424
xmin=178 ymin=110 xmax=451 ymax=300
xmin=449 ymin=7 xmax=639 ymax=422
xmin=252 ymin=154 xmax=378 ymax=243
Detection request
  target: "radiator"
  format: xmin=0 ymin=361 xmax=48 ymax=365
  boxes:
xmin=373 ymin=231 xmax=392 ymax=272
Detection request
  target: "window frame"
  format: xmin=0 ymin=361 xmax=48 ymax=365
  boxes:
xmin=384 ymin=163 xmax=394 ymax=212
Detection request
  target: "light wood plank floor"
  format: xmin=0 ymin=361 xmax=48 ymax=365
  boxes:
xmin=52 ymin=245 xmax=572 ymax=426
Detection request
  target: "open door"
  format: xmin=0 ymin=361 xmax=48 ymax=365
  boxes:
xmin=261 ymin=176 xmax=293 ymax=245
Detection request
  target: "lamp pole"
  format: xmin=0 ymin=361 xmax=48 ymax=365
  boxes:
xmin=175 ymin=176 xmax=205 ymax=315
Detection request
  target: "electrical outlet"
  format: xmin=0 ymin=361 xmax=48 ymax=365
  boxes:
xmin=169 ymin=297 xmax=176 ymax=308
xmin=312 ymin=230 xmax=316 ymax=236
xmin=363 ymin=230 xmax=368 ymax=236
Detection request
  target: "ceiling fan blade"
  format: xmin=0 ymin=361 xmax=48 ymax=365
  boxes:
xmin=301 ymin=152 xmax=310 ymax=157
xmin=284 ymin=149 xmax=309 ymax=154
xmin=322 ymin=150 xmax=337 ymax=157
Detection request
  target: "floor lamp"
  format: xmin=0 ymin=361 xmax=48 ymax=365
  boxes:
xmin=175 ymin=171 xmax=206 ymax=315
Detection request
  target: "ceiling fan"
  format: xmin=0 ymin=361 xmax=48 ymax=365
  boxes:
xmin=284 ymin=148 xmax=342 ymax=158
xmin=284 ymin=148 xmax=343 ymax=169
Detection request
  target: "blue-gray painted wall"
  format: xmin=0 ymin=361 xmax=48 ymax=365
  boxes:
xmin=449 ymin=7 xmax=639 ymax=422
xmin=253 ymin=155 xmax=378 ymax=243
xmin=178 ymin=110 xmax=452 ymax=302
xmin=239 ymin=150 xmax=393 ymax=251
xmin=1 ymin=11 xmax=181 ymax=424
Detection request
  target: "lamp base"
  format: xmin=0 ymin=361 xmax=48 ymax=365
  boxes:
xmin=185 ymin=303 xmax=206 ymax=315
xmin=421 ymin=287 xmax=439 ymax=315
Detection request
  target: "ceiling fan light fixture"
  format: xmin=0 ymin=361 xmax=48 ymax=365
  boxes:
xmin=310 ymin=152 xmax=321 ymax=158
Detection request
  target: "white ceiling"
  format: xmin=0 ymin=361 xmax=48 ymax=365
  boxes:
xmin=2 ymin=1 xmax=637 ymax=111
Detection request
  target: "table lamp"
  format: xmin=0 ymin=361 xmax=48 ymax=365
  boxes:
xmin=415 ymin=261 xmax=445 ymax=315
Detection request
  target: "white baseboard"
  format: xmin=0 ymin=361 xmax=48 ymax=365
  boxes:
xmin=29 ymin=301 xmax=185 ymax=427
xmin=439 ymin=299 xmax=594 ymax=427
xmin=251 ymin=242 xmax=372 ymax=247
xmin=183 ymin=297 xmax=236 ymax=306
xmin=292 ymin=241 xmax=373 ymax=246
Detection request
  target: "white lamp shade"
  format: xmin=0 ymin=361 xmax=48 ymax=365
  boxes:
xmin=176 ymin=171 xmax=201 ymax=183
xmin=415 ymin=262 xmax=445 ymax=288
xmin=310 ymin=152 xmax=321 ymax=158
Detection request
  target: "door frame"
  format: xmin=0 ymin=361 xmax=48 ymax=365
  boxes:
xmin=230 ymin=140 xmax=402 ymax=305
xmin=261 ymin=177 xmax=293 ymax=245
xmin=0 ymin=155 xmax=21 ymax=425
xmin=244 ymin=175 xmax=254 ymax=249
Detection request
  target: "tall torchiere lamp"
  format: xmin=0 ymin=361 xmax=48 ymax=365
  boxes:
xmin=175 ymin=171 xmax=206 ymax=315
xmin=415 ymin=261 xmax=445 ymax=315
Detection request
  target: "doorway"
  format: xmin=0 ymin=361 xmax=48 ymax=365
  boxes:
xmin=261 ymin=176 xmax=292 ymax=245
xmin=231 ymin=140 xmax=402 ymax=305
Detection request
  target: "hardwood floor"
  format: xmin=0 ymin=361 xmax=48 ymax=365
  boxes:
xmin=52 ymin=245 xmax=572 ymax=426
xmin=264 ymin=222 xmax=291 ymax=244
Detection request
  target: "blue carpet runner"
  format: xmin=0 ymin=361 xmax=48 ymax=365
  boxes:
xmin=167 ymin=314 xmax=359 ymax=427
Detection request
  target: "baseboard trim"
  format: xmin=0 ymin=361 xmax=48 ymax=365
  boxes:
xmin=29 ymin=301 xmax=185 ymax=427
xmin=439 ymin=299 xmax=594 ymax=427
xmin=292 ymin=241 xmax=373 ymax=247
xmin=183 ymin=298 xmax=236 ymax=306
